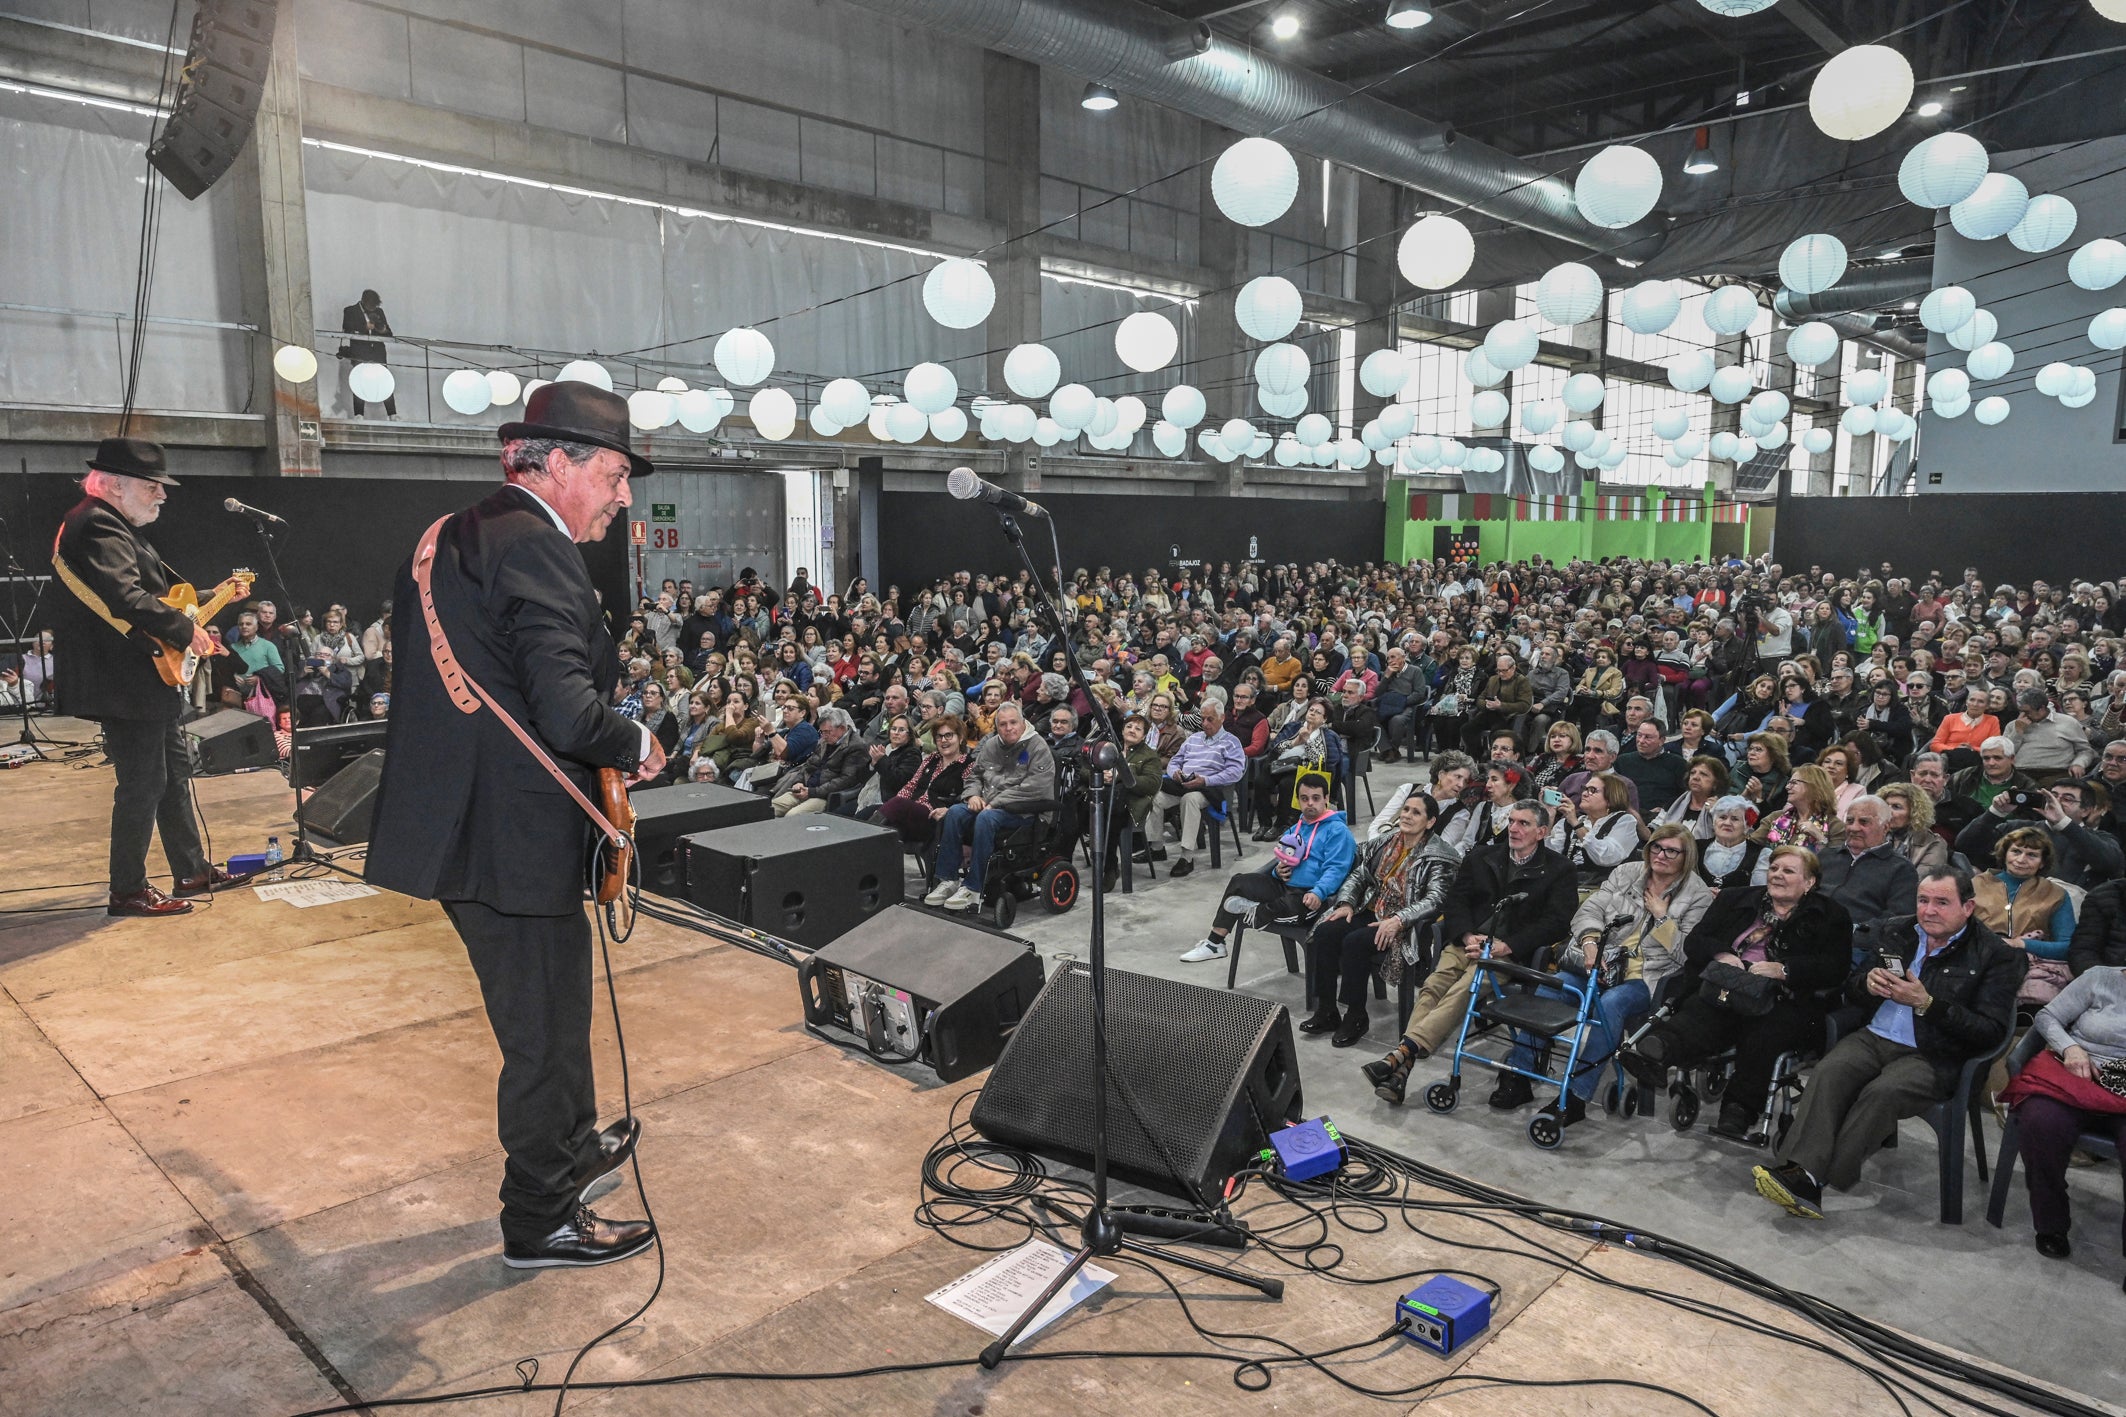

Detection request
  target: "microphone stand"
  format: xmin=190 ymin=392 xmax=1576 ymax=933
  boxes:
xmin=975 ymin=509 xmax=1280 ymax=1373
xmin=1 ymin=460 xmax=81 ymax=756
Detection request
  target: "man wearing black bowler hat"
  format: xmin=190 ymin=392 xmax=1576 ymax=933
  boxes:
xmin=367 ymin=382 xmax=665 ymax=1269
xmin=50 ymin=437 xmax=231 ymax=917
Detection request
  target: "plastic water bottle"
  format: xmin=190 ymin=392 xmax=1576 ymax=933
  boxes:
xmin=265 ymin=836 xmax=284 ymax=882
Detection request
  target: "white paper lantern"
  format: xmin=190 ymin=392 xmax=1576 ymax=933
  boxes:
xmin=1845 ymin=368 xmax=1888 ymax=405
xmin=1918 ymin=286 xmax=1976 ymax=335
xmin=655 ymin=377 xmax=687 ymax=395
xmin=1115 ymin=310 xmax=1179 ymax=373
xmin=272 ymin=344 xmax=317 ymax=383
xmin=808 ymin=405 xmax=844 ymax=439
xmin=1336 ymin=437 xmax=1369 ymax=469
xmin=877 ymin=401 xmax=922 ymax=443
xmin=1931 ymin=395 xmax=1969 ymax=420
xmin=1926 ymin=368 xmax=1970 ymax=403
xmin=1482 ymin=320 xmax=1540 ymax=372
xmin=1437 ymin=438 xmax=1467 ymax=468
xmin=1561 ymin=419 xmax=1596 ymax=453
xmin=1748 ymin=390 xmax=1791 ymax=426
xmin=1379 ymin=403 xmax=1415 ymax=440
xmin=1708 ymin=431 xmax=1740 ymax=462
xmin=2035 ymin=362 xmax=2075 ymax=397
xmin=1966 ymin=341 xmax=2014 ymax=381
xmin=2067 ymin=366 xmax=2097 ymax=399
xmin=1463 ymin=349 xmax=1506 ymax=388
xmin=441 ymin=368 xmax=493 ymax=416
xmin=1651 ymin=408 xmax=1690 ymax=441
xmin=1586 ymin=429 xmax=1614 ymax=458
xmin=675 ymin=389 xmax=724 ymax=433
xmin=1528 ymin=444 xmax=1565 ymax=474
xmin=1709 ymin=365 xmax=1753 ymax=404
xmin=1234 ymin=276 xmax=1303 ymax=341
xmin=819 ymin=378 xmax=870 ymax=426
xmin=1946 ymin=308 xmax=1998 ymax=352
xmin=922 ymin=258 xmax=994 ymax=329
xmin=713 ymin=329 xmax=775 ymax=386
xmin=1294 ymin=412 xmax=1332 ymax=448
xmin=1950 ymin=173 xmax=2030 ymax=241
xmin=1003 ymin=344 xmax=1061 ymax=399
xmin=872 ymin=401 xmax=901 ymax=442
xmin=1196 ymin=429 xmax=1229 ymax=461
xmin=1360 ymin=419 xmax=1389 ymax=451
xmin=1704 ymin=285 xmax=1760 ymax=336
xmin=1259 ymin=386 xmax=1307 ymax=418
xmin=1574 ymin=144 xmax=1664 ymax=229
xmin=1030 ymin=417 xmax=1063 ymax=449
xmin=904 ymin=362 xmax=958 ymax=415
xmin=1664 ymin=450 xmax=1692 ymax=469
xmin=1275 ymin=435 xmax=1304 ymax=468
xmin=1536 ymin=262 xmax=1604 ymax=326
xmin=1254 ymin=343 xmax=1310 ymax=397
xmin=1112 ymin=395 xmax=1148 ymax=434
xmin=1882 ymin=410 xmax=1918 ymax=443
xmin=1360 ymin=348 xmax=1410 ymax=398
xmin=485 ymin=370 xmax=521 ymax=407
xmin=1152 ymin=420 xmax=1186 ymax=456
xmin=627 ymin=389 xmax=675 ymax=430
xmin=1898 ymin=132 xmax=1990 ymax=208
xmin=1759 ymin=421 xmax=1789 ymax=450
xmin=2061 ymin=386 xmax=2098 ymax=410
xmin=1211 ymin=136 xmax=1300 ymax=227
xmin=1779 ymin=233 xmax=1849 ymax=295
xmin=1398 ymin=441 xmax=1429 ymax=473
xmin=1521 ymin=400 xmax=1561 ymax=435
xmin=1476 ymin=447 xmax=1509 ymax=474
xmin=1471 ymin=390 xmax=1510 ymax=427
xmin=1800 ymin=427 xmax=1834 ymax=455
xmin=1088 ymin=398 xmax=1120 ymax=439
xmin=1561 ymin=372 xmax=1607 ymax=413
xmin=749 ymin=387 xmax=797 ymax=440
xmin=1620 ymin=281 xmax=1681 ymax=335
xmin=1736 ymin=437 xmax=1764 ymax=464
xmin=1398 ymin=213 xmax=1475 ymax=290
xmin=1051 ymin=383 xmax=1096 ymax=432
xmin=1406 ymin=434 xmax=1438 ymax=466
xmin=1740 ymin=409 xmax=1771 ymax=437
xmin=2069 ymin=239 xmax=2126 ymax=292
xmin=1162 ymin=384 xmax=1207 ymax=430
xmin=1784 ymin=321 xmax=1840 ymax=367
xmin=348 ymin=362 xmax=395 ymax=403
xmin=1668 ymin=351 xmax=1715 ymax=393
xmin=995 ymin=403 xmax=1036 ymax=442
xmin=1840 ymin=405 xmax=1878 ymax=437
xmin=1674 ymin=430 xmax=1706 ymax=459
xmin=1810 ymin=45 xmax=1914 ymax=142
xmin=2090 ymin=308 xmax=2126 ymax=351
xmin=551 ymin=359 xmax=607 ymax=391
xmin=1975 ymin=396 xmax=2010 ymax=426
xmin=2009 ymin=195 xmax=2077 ymax=254
xmin=1698 ymin=0 xmax=1779 ymax=12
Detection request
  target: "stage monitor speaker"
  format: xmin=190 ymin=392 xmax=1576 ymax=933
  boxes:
xmin=683 ymin=815 xmax=904 ymax=949
xmin=146 ymin=0 xmax=280 ymax=201
xmin=628 ymin=782 xmax=773 ymax=897
xmin=184 ymin=708 xmax=278 ymax=776
xmin=292 ymin=720 xmax=386 ymax=792
xmin=298 ymin=749 xmax=383 ymax=847
xmin=799 ymin=905 xmax=1044 ymax=1082
xmin=970 ymin=963 xmax=1302 ymax=1205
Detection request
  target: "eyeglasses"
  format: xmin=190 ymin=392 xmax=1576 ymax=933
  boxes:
xmin=1648 ymin=844 xmax=1685 ymax=859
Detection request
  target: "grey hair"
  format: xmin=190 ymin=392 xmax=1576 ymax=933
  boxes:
xmin=1585 ymin=729 xmax=1620 ymax=752
xmin=1507 ymin=799 xmax=1551 ymax=828
xmin=1912 ymin=751 xmax=1947 ymax=773
xmin=917 ymin=690 xmax=945 ymax=711
xmin=1846 ymin=793 xmax=1892 ymax=822
xmin=2016 ymin=687 xmax=2051 ymax=712
xmin=817 ymin=706 xmax=854 ymax=732
xmin=1981 ymin=734 xmax=2016 ymax=757
xmin=502 ymin=437 xmax=602 ymax=478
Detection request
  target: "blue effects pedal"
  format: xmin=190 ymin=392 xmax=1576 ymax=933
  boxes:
xmin=1260 ymin=1116 xmax=1346 ymax=1182
xmin=1396 ymin=1275 xmax=1493 ymax=1357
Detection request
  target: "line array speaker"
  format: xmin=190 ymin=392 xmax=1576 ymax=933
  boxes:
xmin=146 ymin=0 xmax=282 ymax=201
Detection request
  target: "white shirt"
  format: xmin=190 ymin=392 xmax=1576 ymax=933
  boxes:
xmin=512 ymin=483 xmax=656 ymax=768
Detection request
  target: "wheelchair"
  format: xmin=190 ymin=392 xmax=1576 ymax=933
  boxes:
xmin=969 ymin=747 xmax=1090 ymax=929
xmin=1423 ymin=945 xmax=1620 ymax=1150
xmin=1615 ymin=977 xmax=1823 ymax=1147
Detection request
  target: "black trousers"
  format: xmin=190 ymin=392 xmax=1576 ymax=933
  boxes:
xmin=1642 ymin=990 xmax=1824 ymax=1115
xmin=1212 ymin=869 xmax=1306 ymax=937
xmin=444 ymin=900 xmax=601 ymax=1244
xmin=1307 ymin=909 xmax=1381 ymax=1009
xmin=102 ymin=714 xmax=207 ymax=895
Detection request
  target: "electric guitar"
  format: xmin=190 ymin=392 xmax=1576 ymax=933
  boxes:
xmin=152 ymin=570 xmax=255 ymax=687
xmin=595 ymin=765 xmax=635 ymax=906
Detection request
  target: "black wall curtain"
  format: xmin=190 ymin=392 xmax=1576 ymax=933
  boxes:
xmin=7 ymin=472 xmax=630 ymax=638
xmin=1773 ymin=494 xmax=2126 ymax=590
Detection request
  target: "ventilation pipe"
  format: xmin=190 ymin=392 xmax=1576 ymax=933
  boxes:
xmin=1773 ymin=259 xmax=1932 ymax=320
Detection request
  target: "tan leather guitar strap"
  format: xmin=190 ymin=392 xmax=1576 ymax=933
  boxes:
xmin=412 ymin=515 xmax=623 ymax=845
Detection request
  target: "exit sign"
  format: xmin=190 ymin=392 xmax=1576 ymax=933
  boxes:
xmin=651 ymin=503 xmax=676 ymax=521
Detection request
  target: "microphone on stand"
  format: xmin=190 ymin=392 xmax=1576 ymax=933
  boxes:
xmin=224 ymin=497 xmax=288 ymax=530
xmin=947 ymin=466 xmax=1047 ymax=519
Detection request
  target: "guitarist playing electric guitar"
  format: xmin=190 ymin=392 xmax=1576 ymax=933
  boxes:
xmin=50 ymin=438 xmax=238 ymax=918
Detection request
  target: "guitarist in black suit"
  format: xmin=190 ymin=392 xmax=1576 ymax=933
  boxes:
xmin=50 ymin=438 xmax=229 ymax=917
xmin=366 ymin=383 xmax=665 ymax=1270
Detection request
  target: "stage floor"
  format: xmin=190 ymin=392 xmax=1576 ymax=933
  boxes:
xmin=0 ymin=728 xmax=2114 ymax=1416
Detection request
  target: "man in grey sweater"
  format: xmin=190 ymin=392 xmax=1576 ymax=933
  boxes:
xmin=2007 ymin=689 xmax=2094 ymax=785
xmin=924 ymin=701 xmax=1055 ymax=912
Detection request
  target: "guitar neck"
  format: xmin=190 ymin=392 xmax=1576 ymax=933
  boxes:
xmin=190 ymin=580 xmax=253 ymax=626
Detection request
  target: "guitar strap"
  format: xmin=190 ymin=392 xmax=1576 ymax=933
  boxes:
xmin=412 ymin=515 xmax=623 ymax=846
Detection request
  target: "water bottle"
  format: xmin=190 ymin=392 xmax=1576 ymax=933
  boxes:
xmin=265 ymin=835 xmax=284 ymax=882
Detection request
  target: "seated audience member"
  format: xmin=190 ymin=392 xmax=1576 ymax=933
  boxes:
xmin=1751 ymin=869 xmax=2024 ymax=1220
xmin=858 ymin=712 xmax=923 ymax=813
xmin=635 ymin=681 xmax=681 ymax=756
xmin=1447 ymin=761 xmax=1532 ymax=854
xmin=1374 ymin=646 xmax=1430 ymax=761
xmin=1112 ymin=714 xmax=1166 ymax=873
xmin=1464 ymin=651 xmax=1533 ymax=755
xmin=2002 ymin=962 xmax=2126 ymax=1269
xmin=1560 ymin=730 xmax=1640 ymax=812
xmin=1330 ymin=676 xmax=1379 ymax=751
xmin=1550 ymin=771 xmax=1645 ymax=889
xmin=1754 ymin=764 xmax=1845 ymax=852
xmin=1948 ymin=735 xmax=2037 ymax=812
xmin=1625 ymin=846 xmax=1852 ymax=1138
xmin=1877 ymin=782 xmax=1950 ymax=876
xmin=1973 ymin=827 xmax=2079 ymax=1005
xmin=1911 ymin=751 xmax=1978 ymax=843
xmin=1656 ymin=754 xmax=1731 ymax=838
xmin=1856 ymin=678 xmax=1915 ymax=762
xmin=1302 ymin=792 xmax=1458 ymax=1047
xmin=1227 ymin=680 xmax=1271 ymax=759
xmin=770 ymin=705 xmax=868 ymax=817
xmin=1957 ymin=779 xmax=2123 ymax=889
xmin=1526 ymin=721 xmax=1582 ymax=793
xmin=1616 ymin=719 xmax=1690 ymax=808
xmin=922 ymin=702 xmax=1054 ymax=912
xmin=1179 ymin=772 xmax=1354 ymax=965
xmin=1152 ymin=696 xmax=1248 ymax=878
xmin=877 ymin=715 xmax=968 ymax=845
xmin=1257 ymin=698 xmax=1346 ymax=836
xmin=1365 ymin=801 xmax=1577 ymax=1102
xmin=1497 ymin=824 xmax=1714 ymax=1123
xmin=1817 ymin=795 xmax=1919 ymax=924
xmin=2007 ymin=688 xmax=2094 ymax=786
xmin=1696 ymin=796 xmax=1770 ymax=890
xmin=1732 ymin=732 xmax=1791 ymax=810
xmin=2071 ymin=877 xmax=2126 ymax=979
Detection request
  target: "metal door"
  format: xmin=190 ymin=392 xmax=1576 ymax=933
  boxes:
xmin=640 ymin=470 xmax=786 ymax=600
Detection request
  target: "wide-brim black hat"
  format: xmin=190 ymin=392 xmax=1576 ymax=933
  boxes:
xmin=86 ymin=436 xmax=179 ymax=486
xmin=498 ymin=381 xmax=654 ymax=478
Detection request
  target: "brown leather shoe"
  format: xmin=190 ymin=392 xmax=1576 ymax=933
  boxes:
xmin=108 ymin=884 xmax=194 ymax=917
xmin=173 ymin=865 xmax=241 ymax=898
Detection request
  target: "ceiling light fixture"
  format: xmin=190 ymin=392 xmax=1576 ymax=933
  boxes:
xmin=1386 ymin=0 xmax=1434 ymax=29
xmin=1081 ymin=81 xmax=1118 ymax=111
xmin=1880 ymin=247 xmax=1905 ymax=259
xmin=1917 ymin=99 xmax=1944 ymax=117
xmin=1681 ymin=125 xmax=1719 ymax=175
xmin=1272 ymin=11 xmax=1300 ymax=38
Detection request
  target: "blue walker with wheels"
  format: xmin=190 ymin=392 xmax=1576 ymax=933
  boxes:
xmin=1422 ymin=942 xmax=1618 ymax=1150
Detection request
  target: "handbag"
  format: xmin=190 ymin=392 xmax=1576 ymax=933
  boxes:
xmin=243 ymin=680 xmax=275 ymax=719
xmin=1430 ymin=693 xmax=1460 ymax=717
xmin=1697 ymin=960 xmax=1778 ymax=1017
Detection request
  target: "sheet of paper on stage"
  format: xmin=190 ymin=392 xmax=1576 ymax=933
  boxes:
xmin=252 ymin=880 xmax=381 ymax=908
xmin=925 ymin=1239 xmax=1116 ymax=1339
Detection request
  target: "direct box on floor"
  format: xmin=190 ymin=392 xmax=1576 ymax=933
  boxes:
xmin=682 ymin=814 xmax=904 ymax=948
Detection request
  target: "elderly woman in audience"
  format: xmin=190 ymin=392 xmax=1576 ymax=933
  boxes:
xmin=1878 ymin=781 xmax=1950 ymax=875
xmin=1658 ymin=755 xmax=1732 ymax=838
xmin=1733 ymin=731 xmax=1791 ymax=808
xmin=1816 ymin=740 xmax=1867 ymax=815
xmin=1549 ymin=770 xmax=1644 ymax=888
xmin=877 ymin=715 xmax=969 ymax=846
xmin=2001 ymin=961 xmax=2126 ymax=1274
xmin=1754 ymin=763 xmax=1845 ymax=852
xmin=1696 ymin=796 xmax=1769 ymax=889
xmin=1975 ymin=827 xmax=2079 ymax=1006
xmin=1302 ymin=791 xmax=1459 ymax=1048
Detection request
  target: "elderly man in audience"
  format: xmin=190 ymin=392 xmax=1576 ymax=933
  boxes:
xmin=1957 ymin=778 xmax=2123 ymax=888
xmin=770 ymin=705 xmax=869 ymax=817
xmin=1948 ymin=735 xmax=2036 ymax=813
xmin=1560 ymin=729 xmax=1641 ymax=812
xmin=1817 ymin=795 xmax=1919 ymax=925
xmin=1151 ymin=695 xmax=1248 ymax=878
xmin=2008 ymin=688 xmax=2093 ymax=785
xmin=923 ymin=701 xmax=1054 ymax=913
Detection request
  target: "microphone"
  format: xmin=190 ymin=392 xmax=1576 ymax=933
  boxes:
xmin=946 ymin=466 xmax=1047 ymax=519
xmin=224 ymin=497 xmax=287 ymax=529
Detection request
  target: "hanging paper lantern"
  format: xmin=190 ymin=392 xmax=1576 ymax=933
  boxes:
xmin=1840 ymin=406 xmax=1878 ymax=437
xmin=1561 ymin=420 xmax=1596 ymax=453
xmin=1032 ymin=417 xmax=1065 ymax=448
xmin=712 ymin=329 xmax=774 ymax=386
xmin=1050 ymin=383 xmax=1096 ymax=432
xmin=1463 ymin=348 xmax=1506 ymax=388
xmin=1966 ymin=341 xmax=2014 ymax=381
xmin=1409 ymin=435 xmax=1440 ymax=466
xmin=1003 ymin=344 xmax=1061 ymax=399
xmin=556 ymin=358 xmax=611 ymax=391
xmin=1708 ymin=431 xmax=1740 ymax=462
xmin=1115 ymin=310 xmax=1179 ymax=373
xmin=1759 ymin=421 xmax=1789 ymax=450
xmin=1195 ymin=429 xmax=1229 ymax=461
xmin=2068 ymin=238 xmax=2126 ymax=292
xmin=1809 ymin=45 xmax=1915 ymax=142
xmin=1482 ymin=320 xmax=1539 ymax=372
xmin=1573 ymin=144 xmax=1664 ymax=229
xmin=1620 ymin=281 xmax=1681 ymax=335
xmin=1708 ymin=365 xmax=1753 ymax=404
xmin=1931 ymin=395 xmax=1969 ymax=420
xmin=1527 ymin=444 xmax=1566 ymax=474
xmin=1651 ymin=408 xmax=1690 ymax=441
xmin=2060 ymin=386 xmax=2098 ymax=410
xmin=1747 ymin=390 xmax=1789 ymax=426
xmin=656 ymin=377 xmax=688 ymax=394
xmin=348 ymin=362 xmax=395 ymax=403
xmin=1561 ymin=372 xmax=1607 ymax=413
xmin=1667 ymin=351 xmax=1715 ymax=393
xmin=626 ymin=390 xmax=675 ymax=430
xmin=1784 ymin=322 xmax=1840 ymax=367
xmin=1697 ymin=0 xmax=1779 ymax=12
xmin=1918 ymin=286 xmax=1976 ymax=335
xmin=1259 ymin=386 xmax=1307 ymax=418
xmin=675 ymin=389 xmax=724 ymax=433
xmin=1151 ymin=420 xmax=1186 ymax=457
xmin=1664 ymin=450 xmax=1691 ymax=469
xmin=922 ymin=258 xmax=994 ymax=328
xmin=1974 ymin=396 xmax=2010 ymax=426
xmin=1586 ymin=429 xmax=1614 ymax=459
xmin=2007 ymin=194 xmax=2078 ymax=254
xmin=1536 ymin=262 xmax=1604 ymax=326
xmin=2089 ymin=308 xmax=2126 ymax=351
xmin=1926 ymin=368 xmax=1970 ymax=403
xmin=808 ymin=405 xmax=844 ymax=439
xmin=1521 ymin=400 xmax=1561 ymax=435
xmin=1778 ymin=233 xmax=1849 ymax=295
xmin=1360 ymin=348 xmax=1410 ymax=398
xmin=1471 ymin=390 xmax=1510 ymax=427
xmin=996 ymin=403 xmax=1037 ymax=441
xmin=1950 ymin=173 xmax=2030 ymax=241
xmin=1845 ymin=368 xmax=1888 ymax=405
xmin=1211 ymin=136 xmax=1300 ymax=227
xmin=1294 ymin=412 xmax=1332 ymax=447
xmin=1336 ymin=437 xmax=1369 ymax=469
xmin=2068 ymin=366 xmax=2097 ymax=399
xmin=1674 ymin=430 xmax=1706 ymax=459
xmin=878 ymin=401 xmax=922 ymax=443
xmin=1087 ymin=398 xmax=1120 ymax=438
xmin=1398 ymin=213 xmax=1475 ymax=290
xmin=1800 ymin=427 xmax=1834 ymax=455
xmin=904 ymin=362 xmax=958 ymax=415
xmin=1379 ymin=403 xmax=1416 ymax=440
xmin=1740 ymin=410 xmax=1772 ymax=439
xmin=1234 ymin=275 xmax=1304 ymax=341
xmin=1945 ymin=308 xmax=1997 ymax=352
xmin=1436 ymin=438 xmax=1467 ymax=467
xmin=1112 ymin=395 xmax=1147 ymax=434
xmin=1898 ymin=132 xmax=1990 ymax=209
xmin=272 ymin=344 xmax=318 ymax=383
xmin=749 ymin=387 xmax=797 ymax=440
xmin=1162 ymin=384 xmax=1207 ymax=430
xmin=1274 ymin=435 xmax=1304 ymax=468
xmin=1704 ymin=285 xmax=1760 ymax=336
xmin=1254 ymin=342 xmax=1310 ymax=397
xmin=1398 ymin=441 xmax=1430 ymax=473
xmin=2035 ymin=362 xmax=2075 ymax=397
xmin=485 ymin=370 xmax=521 ymax=407
xmin=442 ymin=369 xmax=493 ymax=416
xmin=1731 ymin=437 xmax=1759 ymax=464
xmin=819 ymin=378 xmax=871 ymax=426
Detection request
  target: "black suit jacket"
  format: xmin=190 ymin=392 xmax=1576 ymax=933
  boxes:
xmin=48 ymin=496 xmax=196 ymax=722
xmin=340 ymin=302 xmax=390 ymax=364
xmin=365 ymin=485 xmax=643 ymax=915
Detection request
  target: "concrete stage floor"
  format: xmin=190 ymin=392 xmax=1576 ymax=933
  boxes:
xmin=2 ymin=720 xmax=2119 ymax=1416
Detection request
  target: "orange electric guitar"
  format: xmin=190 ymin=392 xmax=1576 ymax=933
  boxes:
xmin=595 ymin=766 xmax=635 ymax=907
xmin=152 ymin=569 xmax=255 ymax=687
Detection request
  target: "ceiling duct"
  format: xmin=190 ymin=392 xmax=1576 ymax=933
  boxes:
xmin=1772 ymin=259 xmax=1932 ymax=320
xmin=842 ymin=0 xmax=1668 ymax=258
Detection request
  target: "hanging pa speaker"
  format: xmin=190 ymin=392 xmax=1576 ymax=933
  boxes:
xmin=146 ymin=0 xmax=281 ymax=201
xmin=970 ymin=963 xmax=1303 ymax=1206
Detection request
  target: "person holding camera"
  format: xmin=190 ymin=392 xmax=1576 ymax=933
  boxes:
xmin=1956 ymin=779 xmax=2124 ymax=888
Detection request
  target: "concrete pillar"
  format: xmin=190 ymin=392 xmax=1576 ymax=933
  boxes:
xmin=1196 ymin=122 xmax=1249 ymax=497
xmin=232 ymin=10 xmax=319 ymax=476
xmin=982 ymin=52 xmax=1042 ymax=494
xmin=1351 ymin=174 xmax=1401 ymax=501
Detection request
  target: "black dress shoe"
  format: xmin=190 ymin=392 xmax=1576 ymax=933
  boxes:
xmin=578 ymin=1116 xmax=641 ymax=1203
xmin=108 ymin=884 xmax=192 ymax=917
xmin=1709 ymin=1105 xmax=1756 ymax=1141
xmin=1330 ymin=1007 xmax=1371 ymax=1048
xmin=1488 ymin=1073 xmax=1535 ymax=1110
xmin=1298 ymin=1004 xmax=1343 ymax=1035
xmin=2035 ymin=1232 xmax=2072 ymax=1260
xmin=173 ymin=864 xmax=244 ymax=898
xmin=502 ymin=1206 xmax=656 ymax=1269
xmin=1168 ymin=856 xmax=1194 ymax=878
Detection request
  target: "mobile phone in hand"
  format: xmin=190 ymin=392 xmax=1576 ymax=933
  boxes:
xmin=1878 ymin=953 xmax=1905 ymax=977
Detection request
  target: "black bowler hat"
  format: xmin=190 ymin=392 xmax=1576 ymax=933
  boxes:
xmin=86 ymin=436 xmax=179 ymax=486
xmin=498 ymin=381 xmax=654 ymax=479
